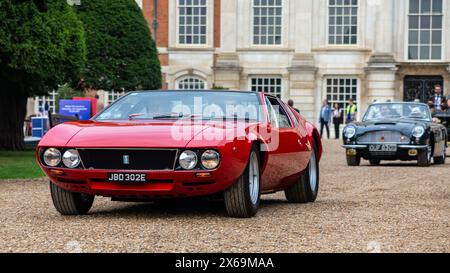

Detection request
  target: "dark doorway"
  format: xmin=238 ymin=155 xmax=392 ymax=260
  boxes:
xmin=404 ymin=76 xmax=444 ymax=103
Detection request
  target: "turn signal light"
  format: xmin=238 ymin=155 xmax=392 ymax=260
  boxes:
xmin=408 ymin=150 xmax=418 ymax=156
xmin=49 ymin=169 xmax=65 ymax=176
xmin=195 ymin=172 xmax=212 ymax=178
xmin=346 ymin=149 xmax=357 ymax=156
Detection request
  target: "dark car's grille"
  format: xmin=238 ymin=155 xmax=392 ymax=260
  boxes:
xmin=357 ymin=131 xmax=410 ymax=144
xmin=78 ymin=149 xmax=178 ymax=170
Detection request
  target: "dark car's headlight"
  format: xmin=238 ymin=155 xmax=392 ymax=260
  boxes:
xmin=179 ymin=150 xmax=198 ymax=170
xmin=62 ymin=149 xmax=81 ymax=169
xmin=200 ymin=150 xmax=221 ymax=170
xmin=412 ymin=126 xmax=425 ymax=138
xmin=43 ymin=148 xmax=61 ymax=167
xmin=344 ymin=126 xmax=356 ymax=139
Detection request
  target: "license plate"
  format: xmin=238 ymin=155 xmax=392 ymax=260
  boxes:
xmin=107 ymin=173 xmax=147 ymax=183
xmin=369 ymin=144 xmax=397 ymax=152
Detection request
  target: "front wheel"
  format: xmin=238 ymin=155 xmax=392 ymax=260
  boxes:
xmin=284 ymin=141 xmax=319 ymax=203
xmin=346 ymin=155 xmax=361 ymax=166
xmin=50 ymin=182 xmax=94 ymax=215
xmin=433 ymin=145 xmax=446 ymax=165
xmin=418 ymin=143 xmax=432 ymax=167
xmin=224 ymin=145 xmax=261 ymax=218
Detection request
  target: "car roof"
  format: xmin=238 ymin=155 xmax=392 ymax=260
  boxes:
xmin=131 ymin=90 xmax=258 ymax=94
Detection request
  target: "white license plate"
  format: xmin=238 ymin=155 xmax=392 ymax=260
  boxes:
xmin=107 ymin=173 xmax=147 ymax=183
xmin=369 ymin=144 xmax=397 ymax=152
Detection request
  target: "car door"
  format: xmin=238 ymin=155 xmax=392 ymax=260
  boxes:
xmin=261 ymin=96 xmax=306 ymax=191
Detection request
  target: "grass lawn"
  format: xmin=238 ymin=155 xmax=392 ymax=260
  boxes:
xmin=0 ymin=151 xmax=44 ymax=179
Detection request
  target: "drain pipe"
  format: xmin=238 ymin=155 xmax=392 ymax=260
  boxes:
xmin=152 ymin=0 xmax=159 ymax=42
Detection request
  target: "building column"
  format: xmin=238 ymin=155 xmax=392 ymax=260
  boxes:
xmin=288 ymin=54 xmax=317 ymax=122
xmin=212 ymin=0 xmax=241 ymax=89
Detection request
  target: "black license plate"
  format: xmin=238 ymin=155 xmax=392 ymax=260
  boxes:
xmin=369 ymin=144 xmax=397 ymax=152
xmin=107 ymin=173 xmax=147 ymax=183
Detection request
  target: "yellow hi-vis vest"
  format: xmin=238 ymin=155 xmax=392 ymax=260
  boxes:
xmin=346 ymin=104 xmax=357 ymax=115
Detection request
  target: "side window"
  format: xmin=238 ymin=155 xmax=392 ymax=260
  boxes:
xmin=283 ymin=101 xmax=299 ymax=127
xmin=265 ymin=97 xmax=278 ymax=127
xmin=267 ymin=97 xmax=292 ymax=128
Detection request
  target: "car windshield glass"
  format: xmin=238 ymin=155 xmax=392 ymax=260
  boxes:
xmin=363 ymin=103 xmax=431 ymax=121
xmin=95 ymin=91 xmax=262 ymax=121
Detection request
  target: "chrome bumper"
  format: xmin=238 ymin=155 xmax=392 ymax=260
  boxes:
xmin=342 ymin=144 xmax=428 ymax=149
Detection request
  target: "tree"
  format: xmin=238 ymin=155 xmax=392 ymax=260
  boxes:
xmin=0 ymin=0 xmax=87 ymax=150
xmin=75 ymin=0 xmax=161 ymax=91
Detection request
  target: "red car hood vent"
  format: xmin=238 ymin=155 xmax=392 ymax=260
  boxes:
xmin=65 ymin=123 xmax=211 ymax=148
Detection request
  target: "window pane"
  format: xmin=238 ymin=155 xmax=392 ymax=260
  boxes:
xmin=253 ymin=0 xmax=283 ymax=45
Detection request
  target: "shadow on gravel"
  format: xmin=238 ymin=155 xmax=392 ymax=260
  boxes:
xmin=89 ymin=197 xmax=290 ymax=218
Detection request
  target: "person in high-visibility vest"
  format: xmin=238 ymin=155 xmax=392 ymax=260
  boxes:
xmin=345 ymin=98 xmax=357 ymax=123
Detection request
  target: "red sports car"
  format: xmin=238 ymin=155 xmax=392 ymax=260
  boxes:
xmin=37 ymin=90 xmax=322 ymax=218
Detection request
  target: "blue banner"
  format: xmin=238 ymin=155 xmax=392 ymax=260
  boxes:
xmin=59 ymin=100 xmax=92 ymax=121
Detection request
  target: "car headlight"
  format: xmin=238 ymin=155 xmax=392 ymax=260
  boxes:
xmin=43 ymin=148 xmax=61 ymax=167
xmin=62 ymin=149 xmax=81 ymax=169
xmin=179 ymin=150 xmax=198 ymax=170
xmin=344 ymin=126 xmax=356 ymax=139
xmin=412 ymin=126 xmax=425 ymax=138
xmin=201 ymin=150 xmax=221 ymax=170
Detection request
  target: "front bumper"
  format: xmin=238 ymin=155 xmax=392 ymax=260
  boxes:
xmin=342 ymin=144 xmax=428 ymax=160
xmin=41 ymin=157 xmax=247 ymax=199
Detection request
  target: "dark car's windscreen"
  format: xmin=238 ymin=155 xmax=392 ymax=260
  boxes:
xmin=95 ymin=91 xmax=262 ymax=121
xmin=363 ymin=103 xmax=431 ymax=121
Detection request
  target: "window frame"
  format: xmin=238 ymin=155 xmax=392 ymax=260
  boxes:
xmin=176 ymin=76 xmax=208 ymax=90
xmin=249 ymin=76 xmax=283 ymax=99
xmin=265 ymin=95 xmax=293 ymax=128
xmin=251 ymin=0 xmax=284 ymax=47
xmin=406 ymin=0 xmax=445 ymax=62
xmin=176 ymin=0 xmax=209 ymax=47
xmin=326 ymin=0 xmax=360 ymax=46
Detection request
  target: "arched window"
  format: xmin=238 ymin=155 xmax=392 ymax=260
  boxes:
xmin=177 ymin=77 xmax=207 ymax=90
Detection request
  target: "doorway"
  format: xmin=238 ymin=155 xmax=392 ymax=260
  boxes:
xmin=403 ymin=76 xmax=443 ymax=103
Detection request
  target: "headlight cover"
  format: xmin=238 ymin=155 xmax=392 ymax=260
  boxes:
xmin=43 ymin=148 xmax=61 ymax=167
xmin=344 ymin=126 xmax=356 ymax=139
xmin=179 ymin=150 xmax=198 ymax=170
xmin=62 ymin=149 xmax=81 ymax=169
xmin=200 ymin=150 xmax=221 ymax=170
xmin=412 ymin=126 xmax=425 ymax=138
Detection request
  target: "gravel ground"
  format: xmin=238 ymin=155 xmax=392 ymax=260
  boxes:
xmin=1 ymin=140 xmax=449 ymax=253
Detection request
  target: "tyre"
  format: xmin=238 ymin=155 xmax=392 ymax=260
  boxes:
xmin=224 ymin=145 xmax=261 ymax=218
xmin=417 ymin=142 xmax=432 ymax=167
xmin=433 ymin=145 xmax=446 ymax=165
xmin=284 ymin=140 xmax=319 ymax=203
xmin=50 ymin=182 xmax=94 ymax=215
xmin=346 ymin=155 xmax=361 ymax=166
xmin=369 ymin=159 xmax=380 ymax=166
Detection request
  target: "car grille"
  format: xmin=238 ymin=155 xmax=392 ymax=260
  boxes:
xmin=77 ymin=149 xmax=178 ymax=170
xmin=357 ymin=131 xmax=410 ymax=144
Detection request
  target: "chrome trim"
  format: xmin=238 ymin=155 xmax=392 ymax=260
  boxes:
xmin=398 ymin=145 xmax=428 ymax=149
xmin=342 ymin=145 xmax=368 ymax=149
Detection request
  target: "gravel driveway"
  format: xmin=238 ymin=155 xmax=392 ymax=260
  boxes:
xmin=1 ymin=140 xmax=449 ymax=253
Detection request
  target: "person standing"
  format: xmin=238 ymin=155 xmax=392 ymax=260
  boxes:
xmin=287 ymin=99 xmax=300 ymax=113
xmin=319 ymin=99 xmax=332 ymax=139
xmin=345 ymin=98 xmax=357 ymax=123
xmin=431 ymin=84 xmax=446 ymax=111
xmin=332 ymin=103 xmax=343 ymax=139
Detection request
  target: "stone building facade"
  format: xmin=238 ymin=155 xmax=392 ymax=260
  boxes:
xmin=28 ymin=0 xmax=450 ymax=132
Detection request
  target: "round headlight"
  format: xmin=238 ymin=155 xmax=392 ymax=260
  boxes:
xmin=344 ymin=126 xmax=356 ymax=139
xmin=201 ymin=150 xmax=221 ymax=170
xmin=62 ymin=149 xmax=81 ymax=169
xmin=43 ymin=148 xmax=61 ymax=167
xmin=412 ymin=126 xmax=425 ymax=138
xmin=179 ymin=150 xmax=198 ymax=170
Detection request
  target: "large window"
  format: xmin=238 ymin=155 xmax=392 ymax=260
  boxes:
xmin=328 ymin=0 xmax=358 ymax=45
xmin=253 ymin=0 xmax=283 ymax=45
xmin=251 ymin=77 xmax=282 ymax=98
xmin=178 ymin=0 xmax=207 ymax=45
xmin=326 ymin=78 xmax=358 ymax=110
xmin=408 ymin=0 xmax=443 ymax=60
xmin=177 ymin=77 xmax=207 ymax=90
